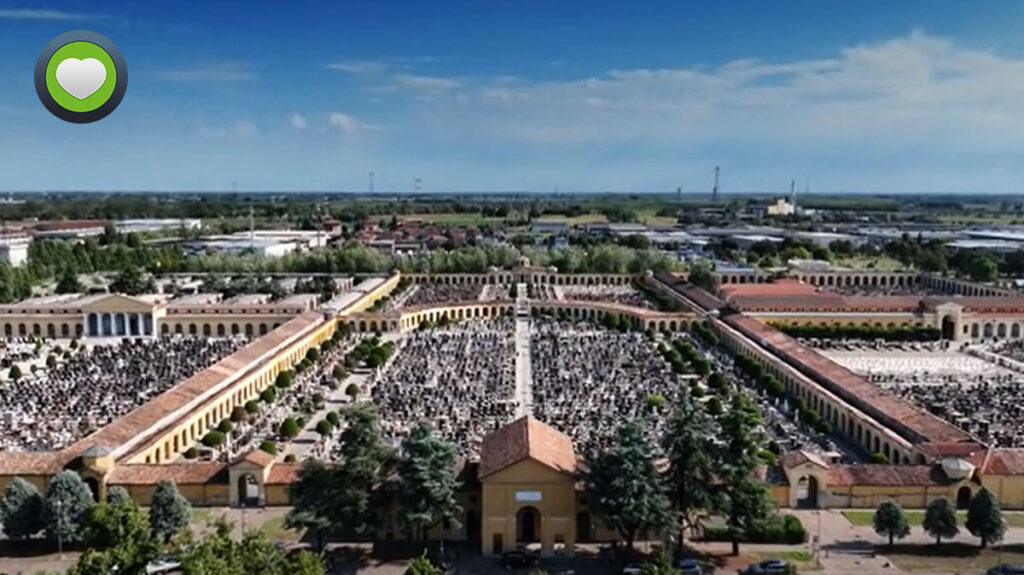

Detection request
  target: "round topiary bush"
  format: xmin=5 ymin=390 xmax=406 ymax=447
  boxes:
xmin=201 ymin=431 xmax=226 ymax=448
xmin=259 ymin=441 xmax=278 ymax=456
xmin=260 ymin=387 xmax=277 ymax=403
xmin=284 ymin=454 xmax=297 ymax=463
xmin=230 ymin=405 xmax=249 ymax=423
xmin=183 ymin=447 xmax=199 ymax=460
xmin=316 ymin=419 xmax=334 ymax=436
xmin=326 ymin=411 xmax=340 ymax=426
xmin=275 ymin=371 xmax=293 ymax=389
xmin=280 ymin=418 xmax=300 ymax=439
xmin=217 ymin=419 xmax=234 ymax=433
xmin=345 ymin=383 xmax=361 ymax=399
xmin=244 ymin=400 xmax=260 ymax=414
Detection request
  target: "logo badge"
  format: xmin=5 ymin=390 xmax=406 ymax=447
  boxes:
xmin=35 ymin=30 xmax=127 ymax=124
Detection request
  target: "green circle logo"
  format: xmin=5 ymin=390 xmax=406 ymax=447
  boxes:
xmin=35 ymin=31 xmax=128 ymax=124
xmin=45 ymin=41 xmax=117 ymax=112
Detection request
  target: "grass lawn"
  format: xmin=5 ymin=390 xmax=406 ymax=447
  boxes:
xmin=533 ymin=213 xmax=609 ymax=225
xmin=836 ymin=256 xmax=907 ymax=271
xmin=882 ymin=542 xmax=1024 ymax=572
xmin=755 ymin=549 xmax=815 ymax=569
xmin=260 ymin=516 xmax=303 ymax=542
xmin=842 ymin=509 xmax=1024 ymax=528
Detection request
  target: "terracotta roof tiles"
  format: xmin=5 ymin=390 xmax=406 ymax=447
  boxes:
xmin=478 ymin=416 xmax=576 ymax=479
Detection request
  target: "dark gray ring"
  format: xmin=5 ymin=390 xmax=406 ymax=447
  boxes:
xmin=34 ymin=30 xmax=128 ymax=124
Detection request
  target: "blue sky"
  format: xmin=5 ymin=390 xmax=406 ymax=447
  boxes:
xmin=3 ymin=1 xmax=1024 ymax=193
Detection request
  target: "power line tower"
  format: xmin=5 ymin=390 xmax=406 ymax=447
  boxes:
xmin=369 ymin=171 xmax=375 ymax=194
xmin=712 ymin=166 xmax=720 ymax=203
xmin=414 ymin=178 xmax=423 ymax=193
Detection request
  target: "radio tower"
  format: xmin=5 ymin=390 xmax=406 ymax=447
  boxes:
xmin=712 ymin=166 xmax=720 ymax=203
xmin=414 ymin=178 xmax=423 ymax=193
xmin=369 ymin=171 xmax=375 ymax=194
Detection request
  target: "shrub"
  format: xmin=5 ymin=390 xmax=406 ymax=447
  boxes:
xmin=244 ymin=400 xmax=259 ymax=414
xmin=260 ymin=387 xmax=277 ymax=403
xmin=815 ymin=420 xmax=833 ymax=435
xmin=284 ymin=454 xmax=297 ymax=463
xmin=706 ymin=396 xmax=724 ymax=416
xmin=316 ymin=420 xmax=334 ymax=436
xmin=259 ymin=441 xmax=278 ymax=455
xmin=702 ymin=514 xmax=806 ymax=544
xmin=645 ymin=394 xmax=666 ymax=410
xmin=275 ymin=371 xmax=293 ymax=389
xmin=183 ymin=447 xmax=199 ymax=460
xmin=280 ymin=418 xmax=300 ymax=439
xmin=800 ymin=409 xmax=821 ymax=427
xmin=332 ymin=365 xmax=347 ymax=381
xmin=217 ymin=419 xmax=234 ymax=433
xmin=230 ymin=405 xmax=249 ymax=423
xmin=345 ymin=383 xmax=361 ymax=399
xmin=305 ymin=348 xmax=320 ymax=362
xmin=326 ymin=411 xmax=340 ymax=426
xmin=869 ymin=452 xmax=889 ymax=464
xmin=201 ymin=431 xmax=226 ymax=448
xmin=8 ymin=365 xmax=21 ymax=381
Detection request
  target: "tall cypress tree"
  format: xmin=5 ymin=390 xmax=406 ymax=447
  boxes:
xmin=43 ymin=470 xmax=94 ymax=544
xmin=584 ymin=422 xmax=674 ymax=551
xmin=662 ymin=395 xmax=715 ymax=548
xmin=922 ymin=497 xmax=958 ymax=545
xmin=397 ymin=421 xmax=462 ymax=541
xmin=966 ymin=488 xmax=1006 ymax=549
xmin=713 ymin=393 xmax=774 ymax=556
xmin=149 ymin=480 xmax=191 ymax=543
xmin=0 ymin=477 xmax=44 ymax=539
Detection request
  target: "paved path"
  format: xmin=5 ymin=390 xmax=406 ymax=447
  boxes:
xmin=514 ymin=316 xmax=533 ymax=417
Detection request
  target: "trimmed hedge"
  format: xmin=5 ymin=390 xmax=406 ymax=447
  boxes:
xmin=259 ymin=440 xmax=278 ymax=455
xmin=702 ymin=514 xmax=806 ymax=544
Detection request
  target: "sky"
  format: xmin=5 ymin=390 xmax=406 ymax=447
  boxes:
xmin=3 ymin=1 xmax=1024 ymax=193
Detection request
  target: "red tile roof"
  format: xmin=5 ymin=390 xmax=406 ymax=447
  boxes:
xmin=107 ymin=463 xmax=227 ymax=485
xmin=479 ymin=416 xmax=577 ymax=479
xmin=722 ymin=314 xmax=973 ymax=446
xmin=971 ymin=448 xmax=1024 ymax=476
xmin=827 ymin=464 xmax=953 ymax=487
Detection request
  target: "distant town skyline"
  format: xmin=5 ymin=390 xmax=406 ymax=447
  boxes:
xmin=4 ymin=1 xmax=1024 ymax=192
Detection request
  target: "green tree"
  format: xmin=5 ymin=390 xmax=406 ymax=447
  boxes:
xmin=873 ymin=500 xmax=910 ymax=547
xmin=178 ymin=518 xmax=325 ymax=575
xmin=687 ymin=259 xmax=718 ymax=293
xmin=966 ymin=487 xmax=1006 ymax=549
xmin=43 ymin=470 xmax=95 ymax=544
xmin=663 ymin=398 xmax=715 ymax=549
xmin=640 ymin=550 xmax=683 ymax=575
xmin=583 ymin=422 xmax=674 ymax=551
xmin=149 ymin=479 xmax=191 ymax=543
xmin=713 ymin=393 xmax=775 ymax=555
xmin=55 ymin=267 xmax=84 ymax=294
xmin=405 ymin=551 xmax=444 ymax=575
xmin=922 ymin=497 xmax=958 ymax=545
xmin=8 ymin=365 xmax=21 ymax=381
xmin=345 ymin=382 xmax=361 ymax=400
xmin=106 ymin=486 xmax=131 ymax=506
xmin=0 ymin=477 xmax=44 ymax=539
xmin=397 ymin=421 xmax=462 ymax=541
xmin=285 ymin=460 xmax=335 ymax=551
xmin=75 ymin=498 xmax=160 ymax=575
xmin=280 ymin=417 xmax=300 ymax=439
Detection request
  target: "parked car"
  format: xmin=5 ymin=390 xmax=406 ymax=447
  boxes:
xmin=740 ymin=558 xmax=790 ymax=574
xmin=676 ymin=558 xmax=703 ymax=574
xmin=621 ymin=563 xmax=643 ymax=575
xmin=987 ymin=566 xmax=1024 ymax=575
xmin=145 ymin=555 xmax=181 ymax=575
xmin=501 ymin=550 xmax=537 ymax=569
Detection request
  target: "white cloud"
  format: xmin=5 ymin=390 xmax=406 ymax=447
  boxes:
xmin=197 ymin=120 xmax=256 ymax=139
xmin=325 ymin=60 xmax=392 ymax=75
xmin=290 ymin=113 xmax=308 ymax=131
xmin=394 ymin=30 xmax=1024 ymax=155
xmin=327 ymin=112 xmax=377 ymax=134
xmin=155 ymin=62 xmax=256 ymax=83
xmin=0 ymin=8 xmax=110 ymax=19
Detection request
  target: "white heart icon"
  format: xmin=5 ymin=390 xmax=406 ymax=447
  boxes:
xmin=55 ymin=58 xmax=106 ymax=100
